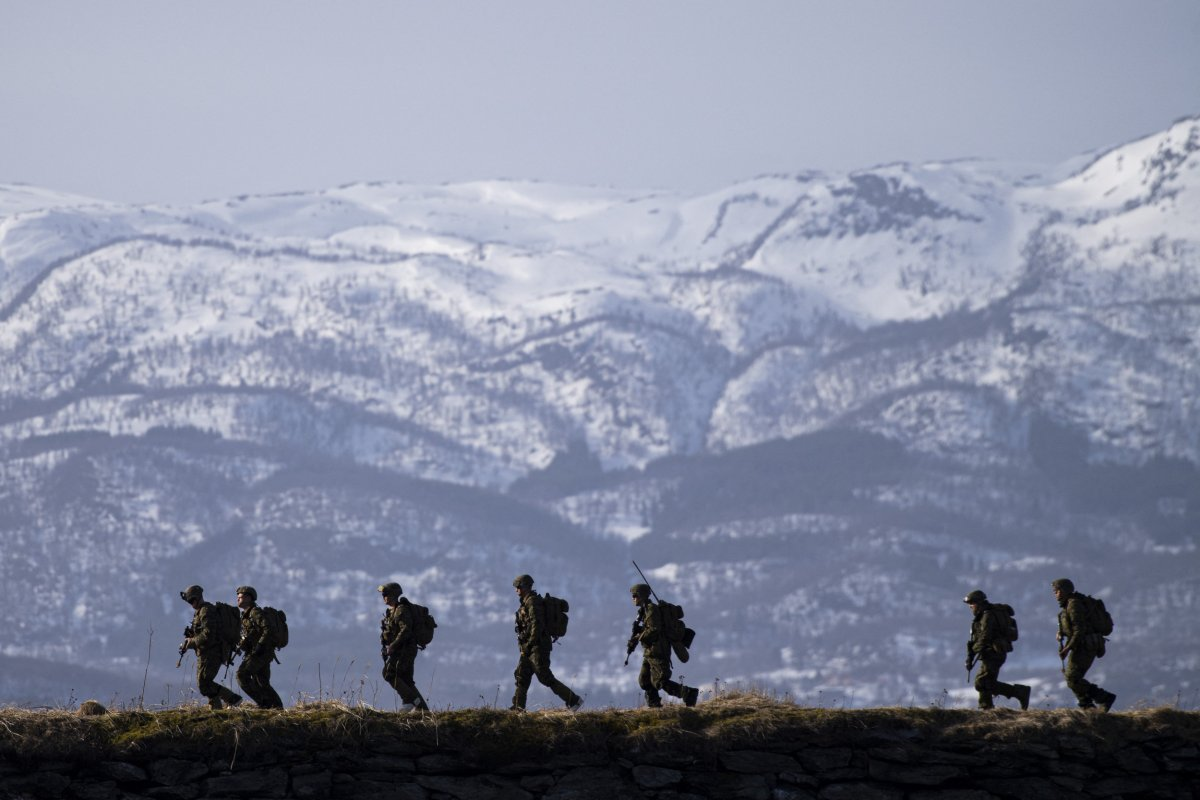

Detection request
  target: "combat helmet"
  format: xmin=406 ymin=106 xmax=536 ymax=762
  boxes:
xmin=378 ymin=582 xmax=403 ymax=598
xmin=236 ymin=585 xmax=258 ymax=601
xmin=963 ymin=589 xmax=987 ymax=605
xmin=630 ymin=583 xmax=651 ymax=599
xmin=1051 ymin=578 xmax=1075 ymax=594
xmin=513 ymin=574 xmax=534 ymax=590
xmin=180 ymin=585 xmax=204 ymax=603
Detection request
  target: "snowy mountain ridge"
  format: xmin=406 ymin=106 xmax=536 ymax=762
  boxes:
xmin=0 ymin=115 xmax=1197 ymax=709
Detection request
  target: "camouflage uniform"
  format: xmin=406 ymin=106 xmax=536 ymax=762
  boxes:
xmin=1056 ymin=585 xmax=1116 ymax=710
xmin=236 ymin=605 xmax=283 ymax=708
xmin=512 ymin=586 xmax=580 ymax=711
xmin=966 ymin=599 xmax=1029 ymax=710
xmin=381 ymin=598 xmax=429 ymax=710
xmin=633 ymin=599 xmax=698 ymax=708
xmin=188 ymin=602 xmax=242 ymax=709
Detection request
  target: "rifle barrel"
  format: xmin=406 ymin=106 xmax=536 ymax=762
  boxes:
xmin=631 ymin=560 xmax=662 ymax=605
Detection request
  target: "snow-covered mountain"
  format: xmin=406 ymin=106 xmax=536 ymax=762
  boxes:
xmin=2 ymin=116 xmax=1197 ymax=710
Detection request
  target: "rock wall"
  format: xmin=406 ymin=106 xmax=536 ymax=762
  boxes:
xmin=1 ymin=703 xmax=1197 ymax=799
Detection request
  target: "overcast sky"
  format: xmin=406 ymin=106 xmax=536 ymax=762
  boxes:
xmin=2 ymin=1 xmax=1198 ymax=205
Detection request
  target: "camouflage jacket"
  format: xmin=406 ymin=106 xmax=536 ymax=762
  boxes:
xmin=240 ymin=605 xmax=272 ymax=656
xmin=637 ymin=602 xmax=671 ymax=660
xmin=1057 ymin=593 xmax=1095 ymax=654
xmin=381 ymin=600 xmax=414 ymax=652
xmin=967 ymin=603 xmax=1004 ymax=658
xmin=189 ymin=603 xmax=218 ymax=652
xmin=515 ymin=592 xmax=549 ymax=652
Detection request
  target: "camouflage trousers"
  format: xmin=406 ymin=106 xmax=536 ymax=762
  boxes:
xmin=512 ymin=646 xmax=579 ymax=710
xmin=237 ymin=650 xmax=283 ymax=709
xmin=195 ymin=648 xmax=241 ymax=708
xmin=639 ymin=655 xmax=690 ymax=707
xmin=1064 ymin=648 xmax=1107 ymax=708
xmin=974 ymin=654 xmax=1020 ymax=709
xmin=383 ymin=642 xmax=428 ymax=709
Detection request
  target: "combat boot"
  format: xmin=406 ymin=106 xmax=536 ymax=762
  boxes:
xmin=1015 ymin=684 xmax=1031 ymax=710
xmin=684 ymin=686 xmax=699 ymax=707
xmin=1098 ymin=690 xmax=1117 ymax=712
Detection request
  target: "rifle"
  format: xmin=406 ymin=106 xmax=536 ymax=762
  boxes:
xmin=624 ymin=610 xmax=644 ymax=666
xmin=1057 ymin=631 xmax=1067 ymax=674
xmin=965 ymin=654 xmax=977 ymax=684
xmin=632 ymin=560 xmax=662 ymax=604
xmin=176 ymin=625 xmax=194 ymax=668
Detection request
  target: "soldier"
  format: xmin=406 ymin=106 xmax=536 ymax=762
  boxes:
xmin=1053 ymin=578 xmax=1117 ymax=711
xmin=628 ymin=584 xmax=698 ymax=708
xmin=234 ymin=586 xmax=284 ymax=709
xmin=179 ymin=585 xmax=242 ymax=709
xmin=378 ymin=582 xmax=430 ymax=712
xmin=511 ymin=574 xmax=582 ymax=712
xmin=963 ymin=589 xmax=1030 ymax=710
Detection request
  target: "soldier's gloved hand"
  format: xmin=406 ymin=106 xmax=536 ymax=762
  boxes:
xmin=964 ymin=658 xmax=973 ymax=669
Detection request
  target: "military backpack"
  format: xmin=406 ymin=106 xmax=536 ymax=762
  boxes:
xmin=1077 ymin=594 xmax=1114 ymax=636
xmin=407 ymin=601 xmax=437 ymax=648
xmin=657 ymin=601 xmax=697 ymax=662
xmin=542 ymin=593 xmax=570 ymax=640
xmin=990 ymin=603 xmax=1019 ymax=651
xmin=260 ymin=606 xmax=289 ymax=649
xmin=210 ymin=602 xmax=243 ymax=654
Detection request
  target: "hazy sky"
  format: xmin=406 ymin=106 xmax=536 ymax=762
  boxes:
xmin=2 ymin=1 xmax=1198 ymax=205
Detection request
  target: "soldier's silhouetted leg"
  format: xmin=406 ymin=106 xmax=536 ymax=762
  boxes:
xmin=1065 ymin=650 xmax=1101 ymax=708
xmin=512 ymin=653 xmax=535 ymax=710
xmin=531 ymin=649 xmax=580 ymax=707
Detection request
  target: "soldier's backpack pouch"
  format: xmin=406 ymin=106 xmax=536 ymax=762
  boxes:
xmin=1082 ymin=595 xmax=1114 ymax=636
xmin=409 ymin=602 xmax=437 ymax=648
xmin=992 ymin=603 xmax=1018 ymax=651
xmin=261 ymin=606 xmax=289 ymax=649
xmin=210 ymin=602 xmax=243 ymax=657
xmin=542 ymin=594 xmax=570 ymax=640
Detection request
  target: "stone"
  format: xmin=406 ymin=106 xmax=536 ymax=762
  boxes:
xmin=100 ymin=761 xmax=148 ymax=783
xmin=796 ymin=748 xmax=853 ymax=772
xmin=818 ymin=783 xmax=902 ymax=800
xmin=545 ymin=766 xmax=640 ymax=800
xmin=984 ymin=777 xmax=1062 ymax=800
xmin=1113 ymin=746 xmax=1159 ymax=774
xmin=721 ymin=751 xmax=801 ymax=774
xmin=1087 ymin=775 xmax=1170 ymax=797
xmin=148 ymin=759 xmax=209 ymax=786
xmin=416 ymin=753 xmax=469 ymax=774
xmin=772 ymin=788 xmax=817 ymax=800
xmin=683 ymin=772 xmax=770 ymax=800
xmin=520 ymin=774 xmax=556 ymax=793
xmin=356 ymin=755 xmax=417 ymax=774
xmin=867 ymin=760 xmax=964 ymax=786
xmin=331 ymin=779 xmax=426 ymax=799
xmin=779 ymin=771 xmax=818 ymax=789
xmin=202 ymin=767 xmax=288 ymax=798
xmin=632 ymin=765 xmax=682 ymax=788
xmin=292 ymin=770 xmax=333 ymax=799
xmin=145 ymin=786 xmax=200 ymax=800
xmin=416 ymin=774 xmax=531 ymax=800
xmin=67 ymin=780 xmax=121 ymax=800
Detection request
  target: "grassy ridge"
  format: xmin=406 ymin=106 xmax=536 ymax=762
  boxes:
xmin=2 ymin=693 xmax=1198 ymax=765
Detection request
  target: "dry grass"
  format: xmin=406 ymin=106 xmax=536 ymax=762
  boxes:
xmin=2 ymin=693 xmax=1197 ymax=766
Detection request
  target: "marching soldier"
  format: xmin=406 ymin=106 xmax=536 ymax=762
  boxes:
xmin=378 ymin=582 xmax=430 ymax=712
xmin=1053 ymin=578 xmax=1117 ymax=711
xmin=963 ymin=589 xmax=1030 ymax=710
xmin=628 ymin=583 xmax=698 ymax=708
xmin=178 ymin=585 xmax=242 ymax=709
xmin=511 ymin=574 xmax=582 ymax=712
xmin=235 ymin=586 xmax=284 ymax=708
